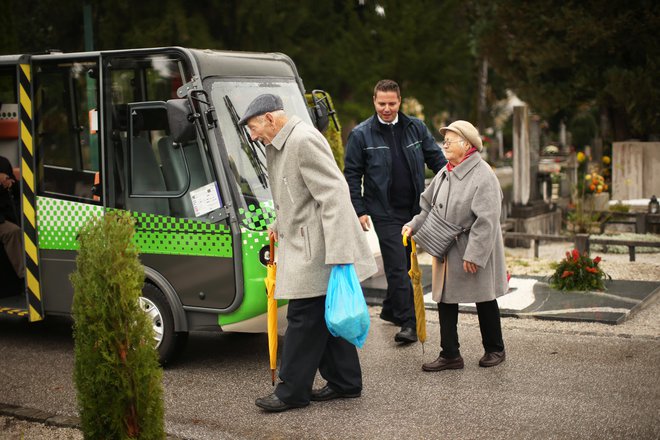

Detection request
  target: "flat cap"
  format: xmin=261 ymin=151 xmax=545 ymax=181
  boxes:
xmin=439 ymin=120 xmax=483 ymax=152
xmin=238 ymin=94 xmax=284 ymax=125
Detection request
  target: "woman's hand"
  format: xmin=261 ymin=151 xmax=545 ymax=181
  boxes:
xmin=268 ymin=228 xmax=278 ymax=243
xmin=401 ymin=225 xmax=413 ymax=238
xmin=463 ymin=260 xmax=478 ymax=273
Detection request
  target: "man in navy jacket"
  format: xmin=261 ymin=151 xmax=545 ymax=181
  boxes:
xmin=344 ymin=79 xmax=446 ymax=343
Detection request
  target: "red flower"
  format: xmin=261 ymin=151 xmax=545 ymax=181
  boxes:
xmin=593 ymin=256 xmax=601 ymax=264
xmin=561 ymin=270 xmax=574 ymax=278
xmin=572 ymin=249 xmax=579 ymax=262
xmin=566 ymin=251 xmax=571 ymax=259
xmin=585 ymin=267 xmax=599 ymax=274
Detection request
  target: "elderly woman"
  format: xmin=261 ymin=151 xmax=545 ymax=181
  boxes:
xmin=402 ymin=120 xmax=508 ymax=371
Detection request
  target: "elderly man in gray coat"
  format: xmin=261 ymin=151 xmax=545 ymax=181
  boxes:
xmin=403 ymin=120 xmax=508 ymax=372
xmin=239 ymin=94 xmax=377 ymax=412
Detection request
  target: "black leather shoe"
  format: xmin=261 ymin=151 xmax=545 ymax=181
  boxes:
xmin=479 ymin=351 xmax=506 ymax=367
xmin=255 ymin=393 xmax=307 ymax=412
xmin=394 ymin=327 xmax=418 ymax=344
xmin=311 ymin=385 xmax=361 ymax=402
xmin=379 ymin=310 xmax=402 ymax=326
xmin=422 ymin=355 xmax=464 ymax=372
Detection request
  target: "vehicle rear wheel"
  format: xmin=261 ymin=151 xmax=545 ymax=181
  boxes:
xmin=140 ymin=283 xmax=187 ymax=365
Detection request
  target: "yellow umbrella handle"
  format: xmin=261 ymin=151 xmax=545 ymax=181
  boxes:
xmin=269 ymin=235 xmax=275 ymax=265
xmin=403 ymin=234 xmax=416 ymax=253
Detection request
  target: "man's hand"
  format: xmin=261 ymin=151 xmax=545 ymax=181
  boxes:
xmin=358 ymin=215 xmax=371 ymax=232
xmin=267 ymin=228 xmax=278 ymax=243
xmin=463 ymin=260 xmax=478 ymax=274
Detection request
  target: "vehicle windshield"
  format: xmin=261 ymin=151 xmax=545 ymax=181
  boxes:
xmin=209 ymin=79 xmax=313 ymax=226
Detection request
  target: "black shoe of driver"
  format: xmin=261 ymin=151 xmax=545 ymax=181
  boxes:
xmin=394 ymin=327 xmax=418 ymax=344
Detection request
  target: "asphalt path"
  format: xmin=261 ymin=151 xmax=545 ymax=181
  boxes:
xmin=1 ymin=306 xmax=659 ymax=439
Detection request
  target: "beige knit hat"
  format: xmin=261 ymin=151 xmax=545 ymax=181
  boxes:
xmin=439 ymin=120 xmax=483 ymax=152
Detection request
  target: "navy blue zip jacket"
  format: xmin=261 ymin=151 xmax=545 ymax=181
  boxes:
xmin=344 ymin=112 xmax=446 ymax=219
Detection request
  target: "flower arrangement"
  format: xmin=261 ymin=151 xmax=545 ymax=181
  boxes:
xmin=584 ymin=171 xmax=608 ymax=194
xmin=549 ymin=249 xmax=608 ymax=291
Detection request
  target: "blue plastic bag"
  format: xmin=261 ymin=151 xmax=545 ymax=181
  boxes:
xmin=325 ymin=264 xmax=370 ymax=348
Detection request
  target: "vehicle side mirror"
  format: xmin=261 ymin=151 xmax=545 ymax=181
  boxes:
xmin=166 ymin=99 xmax=196 ymax=143
xmin=311 ymin=100 xmax=330 ymax=132
xmin=309 ymin=90 xmax=339 ymax=133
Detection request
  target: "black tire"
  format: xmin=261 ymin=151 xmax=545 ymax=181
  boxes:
xmin=140 ymin=283 xmax=188 ymax=365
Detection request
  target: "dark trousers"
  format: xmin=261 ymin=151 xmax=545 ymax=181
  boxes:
xmin=0 ymin=219 xmax=24 ymax=278
xmin=372 ymin=218 xmax=415 ymax=328
xmin=438 ymin=299 xmax=504 ymax=359
xmin=275 ymin=296 xmax=362 ymax=406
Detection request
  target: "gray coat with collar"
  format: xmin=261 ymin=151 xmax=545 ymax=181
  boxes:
xmin=267 ymin=116 xmax=377 ymax=300
xmin=406 ymin=153 xmax=508 ymax=304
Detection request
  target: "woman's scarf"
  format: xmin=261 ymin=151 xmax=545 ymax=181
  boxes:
xmin=446 ymin=147 xmax=478 ymax=172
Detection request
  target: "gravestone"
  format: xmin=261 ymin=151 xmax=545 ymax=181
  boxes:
xmin=612 ymin=142 xmax=660 ymax=200
xmin=509 ymin=105 xmax=561 ymax=244
xmin=512 ymin=106 xmax=531 ymax=206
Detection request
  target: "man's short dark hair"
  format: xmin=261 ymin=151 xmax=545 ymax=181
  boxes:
xmin=374 ymin=79 xmax=400 ymax=97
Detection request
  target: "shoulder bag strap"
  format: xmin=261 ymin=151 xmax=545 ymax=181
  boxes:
xmin=430 ymin=173 xmax=447 ymax=207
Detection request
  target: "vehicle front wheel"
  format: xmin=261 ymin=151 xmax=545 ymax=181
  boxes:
xmin=139 ymin=283 xmax=188 ymax=365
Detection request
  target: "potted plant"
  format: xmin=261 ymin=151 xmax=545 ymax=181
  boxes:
xmin=549 ymin=249 xmax=608 ymax=291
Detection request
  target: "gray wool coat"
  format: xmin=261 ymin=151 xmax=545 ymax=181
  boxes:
xmin=406 ymin=153 xmax=508 ymax=304
xmin=267 ymin=116 xmax=377 ymax=300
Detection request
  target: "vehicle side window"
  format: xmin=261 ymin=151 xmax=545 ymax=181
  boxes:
xmin=0 ymin=68 xmax=18 ymax=167
xmin=34 ymin=61 xmax=100 ymax=202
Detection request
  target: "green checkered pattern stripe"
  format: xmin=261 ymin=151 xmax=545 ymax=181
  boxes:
xmin=238 ymin=201 xmax=276 ymax=231
xmin=132 ymin=211 xmax=232 ymax=257
xmin=37 ymin=198 xmax=103 ymax=250
xmin=239 ymin=201 xmax=274 ymax=266
xmin=241 ymin=228 xmax=269 ymax=259
xmin=36 ymin=197 xmax=232 ymax=258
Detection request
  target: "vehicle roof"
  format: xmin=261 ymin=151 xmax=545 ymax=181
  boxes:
xmin=0 ymin=47 xmax=302 ymax=81
xmin=187 ymin=48 xmax=301 ymax=80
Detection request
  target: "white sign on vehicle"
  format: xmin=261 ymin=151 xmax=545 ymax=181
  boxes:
xmin=190 ymin=182 xmax=222 ymax=217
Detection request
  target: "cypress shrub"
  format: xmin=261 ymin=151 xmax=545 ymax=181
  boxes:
xmin=70 ymin=212 xmax=164 ymax=439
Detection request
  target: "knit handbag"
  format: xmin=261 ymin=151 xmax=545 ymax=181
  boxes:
xmin=412 ymin=174 xmax=470 ymax=259
xmin=412 ymin=210 xmax=470 ymax=259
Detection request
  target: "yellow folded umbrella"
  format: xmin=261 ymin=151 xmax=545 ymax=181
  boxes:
xmin=403 ymin=235 xmax=426 ymax=350
xmin=264 ymin=235 xmax=278 ymax=385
